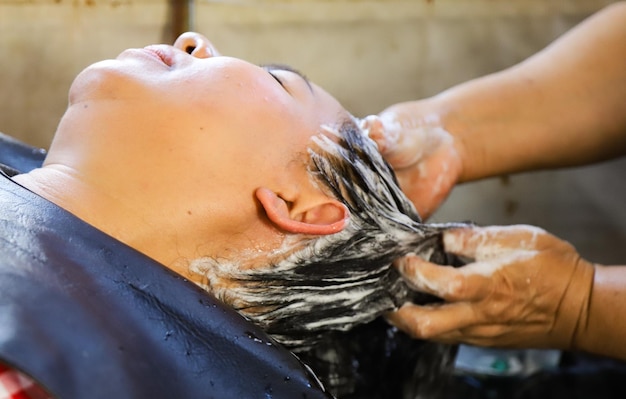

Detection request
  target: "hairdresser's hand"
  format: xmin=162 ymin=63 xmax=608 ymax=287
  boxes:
xmin=362 ymin=102 xmax=463 ymax=220
xmin=387 ymin=225 xmax=595 ymax=350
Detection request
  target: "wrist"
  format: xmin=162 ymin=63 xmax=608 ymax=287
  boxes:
xmin=558 ymin=259 xmax=595 ymax=351
xmin=572 ymin=264 xmax=626 ymax=360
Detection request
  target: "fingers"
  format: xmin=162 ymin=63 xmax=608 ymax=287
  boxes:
xmin=387 ymin=303 xmax=551 ymax=347
xmin=360 ymin=112 xmax=462 ymax=220
xmin=396 ymin=255 xmax=490 ymax=301
xmin=387 ymin=302 xmax=479 ymax=340
xmin=397 ymin=225 xmax=549 ymax=302
xmin=361 ymin=114 xmax=397 ymax=155
xmin=361 ymin=113 xmax=431 ymax=168
xmin=391 ymin=224 xmax=590 ymax=349
xmin=443 ymin=224 xmax=547 ymax=261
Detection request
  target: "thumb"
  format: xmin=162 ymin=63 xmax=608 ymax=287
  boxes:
xmin=396 ymin=254 xmax=491 ymax=302
xmin=442 ymin=224 xmax=547 ymax=260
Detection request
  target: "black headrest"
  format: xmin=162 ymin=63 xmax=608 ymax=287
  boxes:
xmin=0 ymin=132 xmax=46 ymax=175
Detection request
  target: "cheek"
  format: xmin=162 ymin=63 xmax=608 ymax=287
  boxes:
xmin=72 ymin=58 xmax=177 ymax=106
xmin=168 ymin=78 xmax=314 ymax=171
xmin=191 ymin=108 xmax=303 ymax=160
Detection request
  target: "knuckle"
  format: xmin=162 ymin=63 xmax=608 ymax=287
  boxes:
xmin=481 ymin=302 xmax=505 ymax=320
xmin=416 ymin=319 xmax=435 ymax=339
xmin=397 ymin=257 xmax=417 ymax=277
xmin=405 ymin=325 xmax=426 ymax=340
xmin=447 ymin=275 xmax=467 ymax=298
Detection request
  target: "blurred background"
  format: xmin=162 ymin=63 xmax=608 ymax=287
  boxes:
xmin=2 ymin=2 xmax=626 ymax=395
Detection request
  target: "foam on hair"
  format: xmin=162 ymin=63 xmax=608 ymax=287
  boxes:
xmin=190 ymin=118 xmax=466 ymax=350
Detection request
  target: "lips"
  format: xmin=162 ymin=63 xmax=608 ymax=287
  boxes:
xmin=143 ymin=46 xmax=175 ymax=67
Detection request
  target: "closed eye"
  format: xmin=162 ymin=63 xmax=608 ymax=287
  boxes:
xmin=267 ymin=71 xmax=286 ymax=90
xmin=261 ymin=64 xmax=313 ymax=94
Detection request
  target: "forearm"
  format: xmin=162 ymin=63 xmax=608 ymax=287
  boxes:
xmin=431 ymin=2 xmax=626 ymax=182
xmin=574 ymin=264 xmax=626 ymax=360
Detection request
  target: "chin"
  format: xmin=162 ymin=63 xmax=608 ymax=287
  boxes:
xmin=68 ymin=59 xmax=146 ymax=107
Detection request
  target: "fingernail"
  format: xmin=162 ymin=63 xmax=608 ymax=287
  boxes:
xmin=384 ymin=312 xmax=399 ymax=327
xmin=443 ymin=229 xmax=463 ymax=253
xmin=384 ymin=309 xmax=407 ymax=331
xmin=395 ymin=255 xmax=420 ymax=276
xmin=394 ymin=257 xmax=407 ymax=273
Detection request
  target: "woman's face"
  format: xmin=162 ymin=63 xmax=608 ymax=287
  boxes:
xmin=68 ymin=32 xmax=349 ymax=180
xmin=54 ymin=32 xmax=353 ymax=266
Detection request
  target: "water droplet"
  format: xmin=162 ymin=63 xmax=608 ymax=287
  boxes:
xmin=246 ymin=331 xmax=264 ymax=344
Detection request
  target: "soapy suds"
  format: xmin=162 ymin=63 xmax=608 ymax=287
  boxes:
xmin=191 ymin=120 xmax=465 ymax=348
xmin=444 ymin=224 xmax=544 ymax=266
xmin=368 ymin=115 xmax=458 ymax=208
xmin=459 ymin=250 xmax=538 ymax=278
xmin=400 ymin=259 xmax=459 ymax=298
xmin=191 ymin=118 xmax=468 ymax=398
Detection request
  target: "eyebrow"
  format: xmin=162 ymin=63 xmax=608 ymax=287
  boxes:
xmin=261 ymin=63 xmax=314 ymax=94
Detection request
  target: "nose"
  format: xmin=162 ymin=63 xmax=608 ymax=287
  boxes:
xmin=173 ymin=32 xmax=221 ymax=58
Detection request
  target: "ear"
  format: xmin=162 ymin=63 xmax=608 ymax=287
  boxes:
xmin=255 ymin=187 xmax=349 ymax=235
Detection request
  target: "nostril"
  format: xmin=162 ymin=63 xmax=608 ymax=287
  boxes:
xmin=185 ymin=46 xmax=196 ymax=55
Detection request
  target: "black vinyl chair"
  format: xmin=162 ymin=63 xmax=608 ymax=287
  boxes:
xmin=0 ymin=131 xmax=46 ymax=175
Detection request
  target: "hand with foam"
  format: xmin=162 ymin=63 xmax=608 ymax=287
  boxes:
xmin=362 ymin=103 xmax=463 ymax=220
xmin=386 ymin=224 xmax=595 ymax=351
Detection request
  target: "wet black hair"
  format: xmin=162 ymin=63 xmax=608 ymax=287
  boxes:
xmin=192 ymin=118 xmax=466 ymax=398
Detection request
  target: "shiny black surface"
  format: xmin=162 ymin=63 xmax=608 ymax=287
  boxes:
xmin=0 ymin=135 xmax=331 ymax=399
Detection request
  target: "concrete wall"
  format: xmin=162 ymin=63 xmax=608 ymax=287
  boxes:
xmin=1 ymin=0 xmax=616 ymax=146
xmin=1 ymin=0 xmax=624 ymax=263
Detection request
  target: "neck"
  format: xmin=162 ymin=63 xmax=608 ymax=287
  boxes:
xmin=12 ymin=165 xmax=194 ymax=278
xmin=12 ymin=164 xmax=285 ymax=283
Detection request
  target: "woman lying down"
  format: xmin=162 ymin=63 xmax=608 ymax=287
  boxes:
xmin=168 ymin=34 xmax=468 ymax=398
xmin=4 ymin=31 xmax=467 ymax=399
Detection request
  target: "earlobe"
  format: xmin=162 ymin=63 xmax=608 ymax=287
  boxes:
xmin=255 ymin=187 xmax=349 ymax=235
